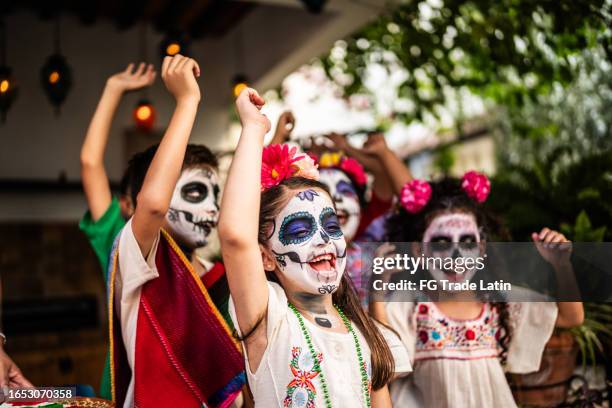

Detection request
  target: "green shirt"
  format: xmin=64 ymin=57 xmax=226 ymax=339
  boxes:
xmin=79 ymin=197 xmax=126 ymax=400
xmin=79 ymin=197 xmax=126 ymax=281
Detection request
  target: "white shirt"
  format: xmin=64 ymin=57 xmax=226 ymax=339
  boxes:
xmin=229 ymin=282 xmax=411 ymax=408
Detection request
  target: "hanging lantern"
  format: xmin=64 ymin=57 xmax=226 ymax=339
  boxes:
xmin=133 ymin=98 xmax=155 ymax=131
xmin=232 ymin=74 xmax=249 ymax=98
xmin=41 ymin=53 xmax=72 ymax=114
xmin=160 ymin=34 xmax=190 ymax=58
xmin=0 ymin=65 xmax=18 ymax=123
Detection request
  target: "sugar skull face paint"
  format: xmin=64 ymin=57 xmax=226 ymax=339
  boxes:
xmin=166 ymin=167 xmax=220 ymax=249
xmin=270 ymin=188 xmax=347 ymax=295
xmin=318 ymin=168 xmax=361 ymax=242
xmin=422 ymin=212 xmax=481 ymax=283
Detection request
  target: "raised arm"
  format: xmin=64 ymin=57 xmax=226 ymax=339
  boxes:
xmin=218 ymin=88 xmax=271 ymax=336
xmin=268 ymin=110 xmax=295 ymax=145
xmin=327 ymin=132 xmax=393 ymax=201
xmin=532 ymin=228 xmax=584 ymax=328
xmin=80 ymin=63 xmax=155 ymax=220
xmin=131 ymin=55 xmax=200 ymax=256
xmin=361 ymin=133 xmax=412 ymax=196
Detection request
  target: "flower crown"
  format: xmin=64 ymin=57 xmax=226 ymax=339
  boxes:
xmin=399 ymin=170 xmax=491 ymax=214
xmin=261 ymin=144 xmax=319 ymax=191
xmin=312 ymin=151 xmax=367 ymax=187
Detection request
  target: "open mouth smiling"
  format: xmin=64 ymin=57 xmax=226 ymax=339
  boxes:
xmin=307 ymin=252 xmax=337 ymax=279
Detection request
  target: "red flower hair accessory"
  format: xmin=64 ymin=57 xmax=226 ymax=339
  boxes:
xmin=261 ymin=144 xmax=318 ymax=191
xmin=400 ymin=179 xmax=432 ymax=213
xmin=461 ymin=171 xmax=491 ymax=203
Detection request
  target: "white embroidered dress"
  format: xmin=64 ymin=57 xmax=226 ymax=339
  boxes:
xmin=386 ymin=301 xmax=558 ymax=408
xmin=229 ymin=282 xmax=411 ymax=408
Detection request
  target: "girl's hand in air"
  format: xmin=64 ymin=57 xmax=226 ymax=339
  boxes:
xmin=106 ymin=62 xmax=156 ymax=93
xmin=235 ymin=87 xmax=271 ymax=132
xmin=532 ymin=228 xmax=572 ymax=267
xmin=161 ymin=54 xmax=201 ymax=103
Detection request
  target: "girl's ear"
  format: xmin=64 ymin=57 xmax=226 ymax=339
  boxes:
xmin=260 ymin=244 xmax=276 ymax=272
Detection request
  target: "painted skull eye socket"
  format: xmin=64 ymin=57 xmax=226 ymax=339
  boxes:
xmin=320 ymin=207 xmax=343 ymax=238
xmin=181 ymin=182 xmax=208 ymax=203
xmin=279 ymin=212 xmax=317 ymax=246
xmin=429 ymin=236 xmax=453 ymax=253
xmin=336 ymin=180 xmax=357 ymax=198
xmin=458 ymin=234 xmax=478 ymax=250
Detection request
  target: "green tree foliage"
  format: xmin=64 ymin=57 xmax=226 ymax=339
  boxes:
xmin=322 ymin=0 xmax=610 ymax=122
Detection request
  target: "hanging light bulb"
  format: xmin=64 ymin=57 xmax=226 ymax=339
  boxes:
xmin=160 ymin=34 xmax=190 ymax=58
xmin=232 ymin=74 xmax=249 ymax=98
xmin=0 ymin=20 xmax=18 ymax=123
xmin=133 ymin=99 xmax=156 ymax=131
xmin=0 ymin=66 xmax=18 ymax=123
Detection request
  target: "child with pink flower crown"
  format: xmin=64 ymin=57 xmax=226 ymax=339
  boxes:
xmin=371 ymin=173 xmax=584 ymax=408
xmin=218 ymin=88 xmax=412 ymax=407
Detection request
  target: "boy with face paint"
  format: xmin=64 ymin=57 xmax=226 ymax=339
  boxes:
xmin=219 ymin=88 xmax=411 ymax=408
xmin=374 ymin=176 xmax=584 ymax=408
xmin=108 ymin=55 xmax=244 ymax=408
xmin=79 ymin=62 xmax=155 ymax=399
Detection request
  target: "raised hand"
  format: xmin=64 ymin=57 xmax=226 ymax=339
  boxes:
xmin=532 ymin=228 xmax=572 ymax=266
xmin=161 ymin=55 xmax=201 ymax=103
xmin=270 ymin=111 xmax=295 ymax=145
xmin=361 ymin=132 xmax=390 ymax=157
xmin=107 ymin=62 xmax=156 ymax=93
xmin=326 ymin=132 xmax=349 ymax=151
xmin=0 ymin=347 xmax=33 ymax=388
xmin=235 ymin=87 xmax=271 ymax=132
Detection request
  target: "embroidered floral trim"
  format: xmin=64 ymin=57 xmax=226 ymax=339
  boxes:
xmin=283 ymin=346 xmax=323 ymax=408
xmin=414 ymin=303 xmax=502 ymax=361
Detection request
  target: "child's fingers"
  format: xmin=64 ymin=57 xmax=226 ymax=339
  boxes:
xmin=125 ymin=63 xmax=135 ymax=74
xmin=248 ymin=88 xmax=265 ymax=108
xmin=531 ymin=232 xmax=540 ymax=242
xmin=134 ymin=62 xmax=146 ymax=77
xmin=538 ymin=227 xmax=551 ymax=241
xmin=168 ymin=54 xmax=184 ymax=73
xmin=191 ymin=60 xmax=201 ymax=77
xmin=161 ymin=56 xmax=172 ymax=78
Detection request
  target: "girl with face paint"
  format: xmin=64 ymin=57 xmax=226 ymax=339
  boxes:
xmin=219 ymin=88 xmax=408 ymax=408
xmin=312 ymin=132 xmax=413 ymax=307
xmin=372 ymin=176 xmax=584 ymax=408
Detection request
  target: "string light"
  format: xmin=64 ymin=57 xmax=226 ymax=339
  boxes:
xmin=160 ymin=34 xmax=189 ymax=58
xmin=48 ymin=71 xmax=60 ymax=84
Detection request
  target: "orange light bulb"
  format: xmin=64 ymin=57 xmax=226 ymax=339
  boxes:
xmin=233 ymin=82 xmax=248 ymax=97
xmin=49 ymin=71 xmax=60 ymax=84
xmin=136 ymin=105 xmax=152 ymax=121
xmin=0 ymin=80 xmax=9 ymax=93
xmin=166 ymin=43 xmax=181 ymax=56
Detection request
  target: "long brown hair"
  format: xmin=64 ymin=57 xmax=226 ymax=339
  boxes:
xmin=255 ymin=176 xmax=394 ymax=389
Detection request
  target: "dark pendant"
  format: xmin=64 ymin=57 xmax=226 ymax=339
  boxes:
xmin=315 ymin=317 xmax=332 ymax=328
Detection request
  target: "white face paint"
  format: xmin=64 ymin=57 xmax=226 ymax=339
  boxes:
xmin=422 ymin=212 xmax=481 ymax=283
xmin=270 ymin=188 xmax=347 ymax=295
xmin=166 ymin=167 xmax=220 ymax=249
xmin=318 ymin=169 xmax=361 ymax=242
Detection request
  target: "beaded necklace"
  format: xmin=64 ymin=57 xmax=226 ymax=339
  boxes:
xmin=288 ymin=302 xmax=371 ymax=408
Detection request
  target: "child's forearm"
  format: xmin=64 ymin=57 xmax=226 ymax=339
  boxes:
xmin=132 ymin=99 xmax=199 ymax=255
xmin=556 ymin=302 xmax=584 ymax=328
xmin=219 ymin=124 xmax=266 ymax=245
xmin=378 ymin=149 xmax=412 ymax=195
xmin=80 ymin=83 xmax=124 ymax=220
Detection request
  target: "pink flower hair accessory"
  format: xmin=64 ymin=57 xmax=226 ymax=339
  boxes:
xmin=400 ymin=179 xmax=432 ymax=213
xmin=261 ymin=144 xmax=319 ymax=191
xmin=461 ymin=170 xmax=491 ymax=203
xmin=339 ymin=157 xmax=367 ymax=186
